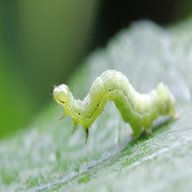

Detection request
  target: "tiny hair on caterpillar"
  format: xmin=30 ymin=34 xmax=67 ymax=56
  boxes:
xmin=53 ymin=70 xmax=177 ymax=143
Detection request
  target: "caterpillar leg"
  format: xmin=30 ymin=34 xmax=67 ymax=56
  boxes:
xmin=144 ymin=128 xmax=152 ymax=135
xmin=84 ymin=128 xmax=89 ymax=144
xmin=131 ymin=126 xmax=142 ymax=140
xmin=59 ymin=113 xmax=66 ymax=120
xmin=72 ymin=123 xmax=78 ymax=134
xmin=129 ymin=119 xmax=143 ymax=139
xmin=143 ymin=117 xmax=153 ymax=136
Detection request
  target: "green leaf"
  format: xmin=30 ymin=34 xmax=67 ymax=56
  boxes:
xmin=0 ymin=20 xmax=192 ymax=192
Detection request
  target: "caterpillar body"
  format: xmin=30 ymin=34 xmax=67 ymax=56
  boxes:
xmin=53 ymin=70 xmax=176 ymax=142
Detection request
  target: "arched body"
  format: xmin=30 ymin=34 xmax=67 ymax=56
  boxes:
xmin=53 ymin=70 xmax=176 ymax=142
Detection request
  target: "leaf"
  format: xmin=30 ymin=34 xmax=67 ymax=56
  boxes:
xmin=0 ymin=20 xmax=192 ymax=192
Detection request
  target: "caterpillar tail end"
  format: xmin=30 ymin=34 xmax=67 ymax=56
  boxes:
xmin=173 ymin=112 xmax=180 ymax=120
xmin=170 ymin=107 xmax=179 ymax=120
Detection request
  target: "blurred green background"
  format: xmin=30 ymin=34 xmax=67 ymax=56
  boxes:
xmin=0 ymin=0 xmax=191 ymax=138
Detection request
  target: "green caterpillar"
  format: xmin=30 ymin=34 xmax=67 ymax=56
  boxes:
xmin=53 ymin=70 xmax=177 ymax=143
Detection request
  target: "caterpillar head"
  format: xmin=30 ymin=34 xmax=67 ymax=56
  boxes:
xmin=53 ymin=84 xmax=72 ymax=106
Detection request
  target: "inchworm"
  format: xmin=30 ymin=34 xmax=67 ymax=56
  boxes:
xmin=53 ymin=70 xmax=177 ymax=143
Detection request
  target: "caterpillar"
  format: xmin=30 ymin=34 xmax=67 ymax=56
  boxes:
xmin=53 ymin=70 xmax=177 ymax=143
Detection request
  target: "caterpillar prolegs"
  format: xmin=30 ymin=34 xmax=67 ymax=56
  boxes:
xmin=53 ymin=70 xmax=177 ymax=143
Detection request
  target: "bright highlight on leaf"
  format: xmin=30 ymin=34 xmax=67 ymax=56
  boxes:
xmin=53 ymin=70 xmax=177 ymax=142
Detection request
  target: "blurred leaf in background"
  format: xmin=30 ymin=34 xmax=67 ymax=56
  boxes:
xmin=0 ymin=0 xmax=100 ymax=137
xmin=16 ymin=0 xmax=100 ymax=101
xmin=0 ymin=12 xmax=35 ymax=138
xmin=174 ymin=0 xmax=192 ymax=20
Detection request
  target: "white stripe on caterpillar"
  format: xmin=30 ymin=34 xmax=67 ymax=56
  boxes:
xmin=53 ymin=70 xmax=177 ymax=143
